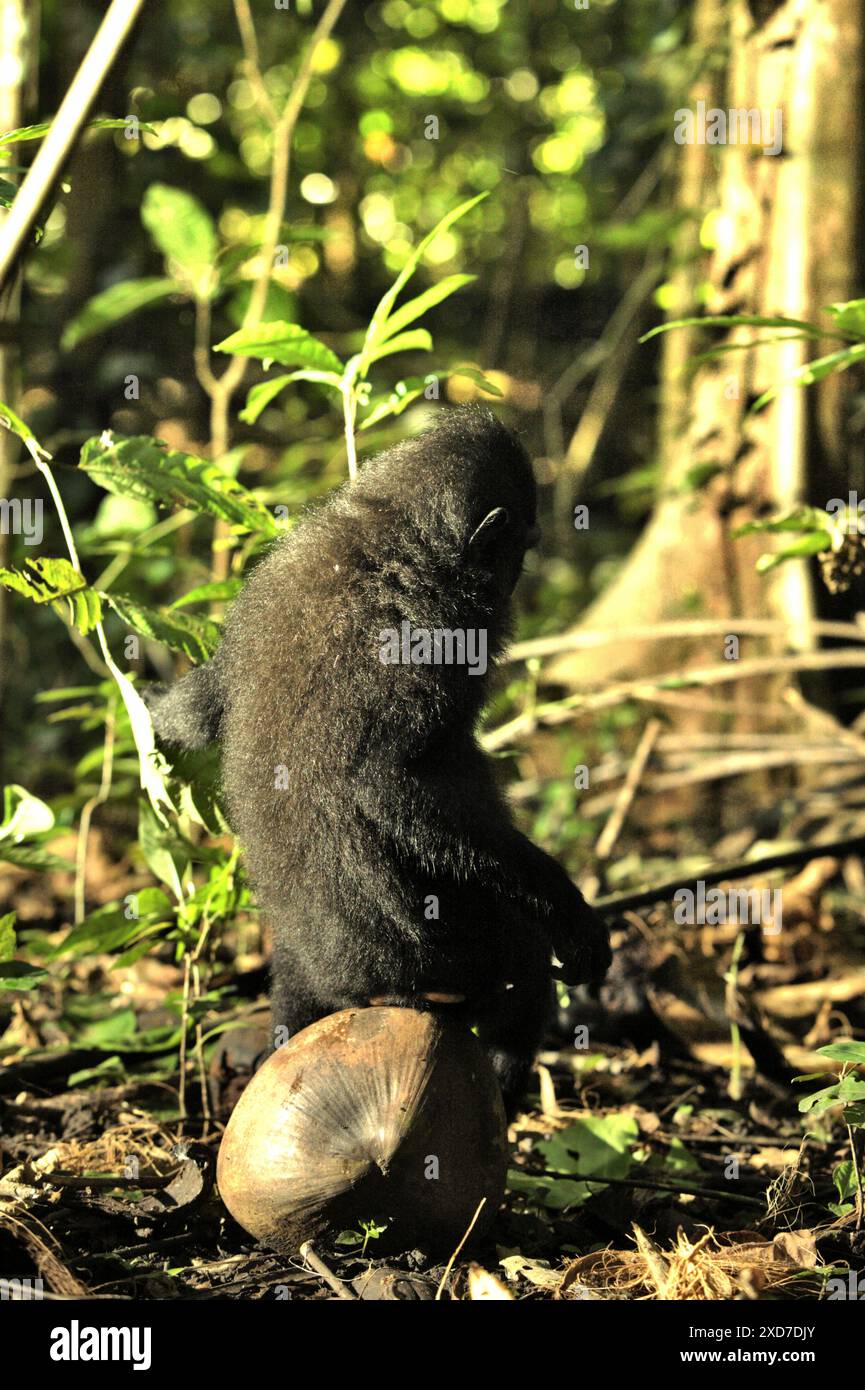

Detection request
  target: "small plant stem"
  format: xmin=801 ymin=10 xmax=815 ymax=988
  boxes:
xmin=847 ymin=1121 xmax=864 ymax=1232
xmin=202 ymin=0 xmax=349 ymax=581
xmin=725 ymin=930 xmax=746 ymax=1101
xmin=74 ymin=692 xmax=117 ymax=923
xmin=342 ymin=383 xmax=357 ymax=480
xmin=33 ymin=453 xmax=81 ymax=572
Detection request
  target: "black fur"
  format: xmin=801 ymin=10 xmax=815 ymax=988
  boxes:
xmin=145 ymin=408 xmax=611 ymax=1115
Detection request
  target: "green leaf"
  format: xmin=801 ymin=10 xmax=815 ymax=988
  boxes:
xmin=0 ymin=399 xmax=46 ymax=453
xmin=0 ymin=555 xmax=84 ymax=601
xmin=360 ymin=379 xmax=428 ymax=430
xmin=0 ymin=557 xmax=103 ymax=634
xmin=0 ymin=117 xmax=154 ymax=147
xmin=536 ymin=1114 xmax=638 ymax=1179
xmin=0 ymin=909 xmax=48 ymax=990
xmin=662 ymin=1138 xmax=700 ymax=1174
xmin=734 ymin=506 xmax=833 ymax=537
xmin=640 ymin=314 xmax=838 ymax=345
xmin=506 ymin=1167 xmax=554 ymax=1200
xmin=138 ymin=801 xmax=187 ymax=898
xmin=359 ymin=193 xmax=487 ymax=371
xmin=447 ymin=365 xmax=504 ymax=397
xmin=827 ymin=1201 xmax=856 ymax=1219
xmin=79 ymin=434 xmax=277 ymax=536
xmin=62 ymin=277 xmax=183 ymax=350
xmin=104 ymin=595 xmax=220 ymax=663
xmin=239 ymin=369 xmax=342 ymax=424
xmin=826 ymin=299 xmax=865 ymax=339
xmin=170 ymin=745 xmax=229 ymax=836
xmin=0 ymin=842 xmax=74 ymax=871
xmin=687 ymin=335 xmax=825 ymax=369
xmin=227 ymin=281 xmax=297 ymax=327
xmin=76 ymin=1007 xmax=139 ymax=1046
xmin=0 ymin=911 xmax=14 ymax=960
xmin=376 ymin=273 xmax=474 ymax=344
xmin=359 ymin=365 xmax=502 ymax=431
xmin=530 ymin=1114 xmax=639 ymax=1210
xmin=169 ymin=579 xmax=243 ymax=609
xmin=681 ymin=462 xmax=725 ymax=491
xmin=365 ymin=328 xmax=432 ymax=366
xmin=755 ymin=532 xmax=832 ymax=573
xmin=0 ymin=785 xmax=54 ymax=843
xmin=816 ymin=1040 xmax=865 ymax=1066
xmin=53 ymin=892 xmax=172 ymax=960
xmin=833 ymin=1160 xmax=858 ymax=1202
xmin=215 ymin=321 xmax=343 ymax=373
xmin=68 ymin=1057 xmax=125 ymax=1086
xmin=798 ymin=1082 xmax=844 ymax=1114
xmin=751 ymin=344 xmax=865 ymax=414
xmin=0 ymin=959 xmax=49 ymax=990
xmin=141 ymin=184 xmax=218 ymax=300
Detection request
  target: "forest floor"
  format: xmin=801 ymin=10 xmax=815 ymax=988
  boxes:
xmin=1 ymin=830 xmax=864 ymax=1301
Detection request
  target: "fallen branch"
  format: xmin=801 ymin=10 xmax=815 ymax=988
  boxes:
xmin=485 ymin=647 xmax=865 ymax=751
xmin=506 ymin=616 xmax=865 ymax=664
xmin=595 ymin=832 xmax=865 ymax=916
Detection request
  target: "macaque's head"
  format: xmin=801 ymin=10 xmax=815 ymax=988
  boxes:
xmin=353 ymin=407 xmax=538 ymax=603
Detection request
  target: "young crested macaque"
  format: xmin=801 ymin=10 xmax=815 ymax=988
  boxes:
xmin=145 ymin=408 xmax=611 ymax=1115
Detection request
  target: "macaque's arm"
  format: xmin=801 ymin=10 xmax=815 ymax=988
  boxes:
xmin=143 ymin=658 xmax=225 ymax=749
xmin=358 ymin=766 xmax=611 ymax=985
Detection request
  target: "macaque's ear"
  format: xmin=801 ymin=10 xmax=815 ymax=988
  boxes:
xmin=468 ymin=506 xmax=510 ymax=551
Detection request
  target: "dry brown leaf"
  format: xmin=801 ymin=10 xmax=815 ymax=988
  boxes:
xmin=772 ymin=1229 xmax=818 ymax=1268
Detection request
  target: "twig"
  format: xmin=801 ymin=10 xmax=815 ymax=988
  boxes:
xmin=594 ymin=831 xmax=865 ymax=916
xmin=0 ymin=0 xmax=148 ymax=290
xmin=435 ymin=1198 xmax=486 ymax=1301
xmin=300 ymin=1241 xmax=357 ymax=1300
xmin=784 ymin=686 xmax=865 ymax=762
xmin=580 ymin=745 xmax=865 ymax=817
xmin=558 ymin=1172 xmax=765 ymax=1209
xmin=506 ymin=616 xmax=865 ymax=664
xmin=595 ymin=717 xmax=661 ymax=861
xmin=202 ymin=0 xmax=349 ymax=578
xmin=484 ymin=647 xmax=865 ymax=751
xmin=558 ymin=257 xmax=662 ymax=484
xmin=232 ymin=0 xmax=278 ymax=126
xmin=545 ymin=255 xmax=660 ymax=472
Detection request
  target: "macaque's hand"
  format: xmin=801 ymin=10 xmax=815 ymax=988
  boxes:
xmin=550 ymin=901 xmax=612 ymax=987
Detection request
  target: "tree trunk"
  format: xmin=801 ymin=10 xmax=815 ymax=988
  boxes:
xmin=550 ymin=0 xmax=863 ymax=693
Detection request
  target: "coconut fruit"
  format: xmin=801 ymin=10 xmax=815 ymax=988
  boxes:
xmin=216 ymin=1006 xmax=508 ymax=1253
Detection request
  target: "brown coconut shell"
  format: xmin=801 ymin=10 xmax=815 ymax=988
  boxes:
xmin=216 ymin=1006 xmax=508 ymax=1254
